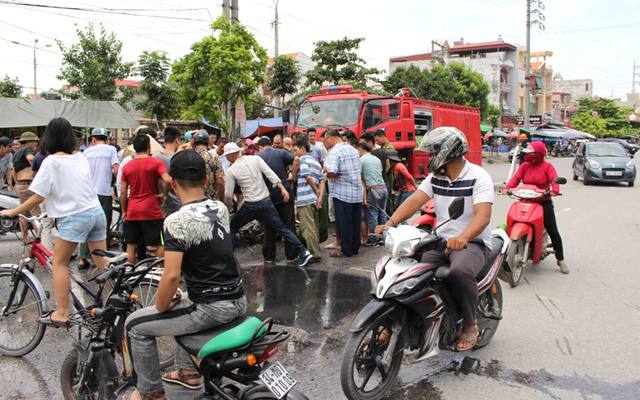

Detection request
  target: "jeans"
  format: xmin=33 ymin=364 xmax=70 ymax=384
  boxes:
xmin=230 ymin=199 xmax=306 ymax=258
xmin=365 ymin=188 xmax=388 ymax=242
xmin=333 ymin=198 xmax=361 ymax=257
xmin=125 ymin=295 xmax=247 ymax=394
xmin=394 ymin=190 xmax=415 ymax=210
xmin=262 ymin=201 xmax=297 ymax=261
xmin=298 ymin=204 xmax=320 ymax=258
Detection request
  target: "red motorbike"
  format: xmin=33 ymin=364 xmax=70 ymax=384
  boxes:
xmin=499 ymin=177 xmax=566 ymax=287
xmin=411 ymin=164 xmax=437 ymax=232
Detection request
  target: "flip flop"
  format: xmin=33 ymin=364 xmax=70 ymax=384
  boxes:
xmin=457 ymin=325 xmax=479 ymax=351
xmin=324 ymin=243 xmax=340 ymax=250
xmin=162 ymin=370 xmax=203 ymax=390
xmin=330 ymin=251 xmax=346 ymax=258
xmin=39 ymin=311 xmax=71 ymax=328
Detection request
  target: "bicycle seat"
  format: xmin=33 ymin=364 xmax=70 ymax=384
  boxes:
xmin=176 ymin=316 xmax=265 ymax=359
xmin=91 ymin=249 xmax=128 ymax=264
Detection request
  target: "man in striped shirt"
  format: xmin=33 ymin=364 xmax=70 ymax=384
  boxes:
xmin=294 ymin=140 xmax=325 ymax=262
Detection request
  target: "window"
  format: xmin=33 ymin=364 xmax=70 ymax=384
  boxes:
xmin=585 ymin=83 xmax=589 ymax=92
xmin=363 ymin=99 xmax=400 ymax=130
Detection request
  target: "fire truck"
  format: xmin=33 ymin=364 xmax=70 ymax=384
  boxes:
xmin=286 ymin=85 xmax=482 ymax=177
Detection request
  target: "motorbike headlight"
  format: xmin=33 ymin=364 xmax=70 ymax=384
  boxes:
xmin=384 ymin=235 xmax=395 ymax=253
xmin=395 ymin=240 xmax=417 ymax=258
xmin=589 ymin=159 xmax=600 ymax=169
xmin=388 ymin=277 xmax=421 ymax=297
xmin=627 ymin=160 xmax=635 ymax=168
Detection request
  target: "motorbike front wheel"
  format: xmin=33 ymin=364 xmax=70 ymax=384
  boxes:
xmin=340 ymin=316 xmax=404 ymax=400
xmin=60 ymin=352 xmax=100 ymax=400
xmin=506 ymin=237 xmax=528 ymax=288
xmin=475 ymin=280 xmax=504 ymax=349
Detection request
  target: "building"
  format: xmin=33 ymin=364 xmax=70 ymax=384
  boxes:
xmin=617 ymin=92 xmax=640 ymax=109
xmin=551 ymin=76 xmax=593 ymax=125
xmin=389 ymin=39 xmax=557 ymax=128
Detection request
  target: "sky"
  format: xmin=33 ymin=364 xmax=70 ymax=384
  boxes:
xmin=0 ymin=0 xmax=638 ymax=100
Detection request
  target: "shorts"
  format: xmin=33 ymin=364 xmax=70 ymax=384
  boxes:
xmin=328 ymin=195 xmax=335 ymax=223
xmin=16 ymin=184 xmax=41 ymax=217
xmin=125 ymin=219 xmax=164 ymax=247
xmin=57 ymin=205 xmax=107 ymax=243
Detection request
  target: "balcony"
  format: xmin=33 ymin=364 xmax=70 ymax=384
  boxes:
xmin=500 ymin=85 xmax=512 ymax=93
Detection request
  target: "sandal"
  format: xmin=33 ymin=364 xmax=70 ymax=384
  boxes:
xmin=324 ymin=242 xmax=340 ymax=250
xmin=457 ymin=324 xmax=479 ymax=351
xmin=330 ymin=251 xmax=346 ymax=258
xmin=162 ymin=369 xmax=203 ymax=390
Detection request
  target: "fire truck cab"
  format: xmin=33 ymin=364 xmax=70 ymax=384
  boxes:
xmin=289 ymin=86 xmax=482 ymax=177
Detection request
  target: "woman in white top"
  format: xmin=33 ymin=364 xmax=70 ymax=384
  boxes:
xmin=1 ymin=118 xmax=107 ymax=326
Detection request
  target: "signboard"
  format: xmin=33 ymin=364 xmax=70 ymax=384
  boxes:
xmin=516 ymin=115 xmax=543 ymax=125
xmin=518 ymin=67 xmax=526 ymax=84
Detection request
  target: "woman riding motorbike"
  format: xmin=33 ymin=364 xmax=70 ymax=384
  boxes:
xmin=375 ymin=127 xmax=494 ymax=351
xmin=501 ymin=141 xmax=569 ymax=274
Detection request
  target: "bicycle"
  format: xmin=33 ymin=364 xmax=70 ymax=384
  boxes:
xmin=0 ymin=214 xmax=172 ymax=366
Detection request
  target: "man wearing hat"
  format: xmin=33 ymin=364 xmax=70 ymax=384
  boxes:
xmin=0 ymin=137 xmax=17 ymax=189
xmin=13 ymin=132 xmax=41 ymax=242
xmin=77 ymin=128 xmax=120 ymax=268
xmin=192 ymin=130 xmax=225 ymax=202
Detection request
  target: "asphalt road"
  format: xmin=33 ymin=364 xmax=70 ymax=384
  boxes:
xmin=1 ymin=154 xmax=639 ymax=399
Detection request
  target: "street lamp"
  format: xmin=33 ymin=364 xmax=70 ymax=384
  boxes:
xmin=11 ymin=39 xmax=52 ymax=97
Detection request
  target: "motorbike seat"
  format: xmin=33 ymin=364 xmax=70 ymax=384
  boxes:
xmin=0 ymin=189 xmax=18 ymax=199
xmin=433 ymin=236 xmax=504 ymax=281
xmin=175 ymin=316 xmax=265 ymax=359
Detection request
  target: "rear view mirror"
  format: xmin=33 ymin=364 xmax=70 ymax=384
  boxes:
xmin=554 ymin=177 xmax=567 ymax=185
xmin=418 ymin=164 xmax=425 ymax=177
xmin=448 ymin=198 xmax=465 ymax=220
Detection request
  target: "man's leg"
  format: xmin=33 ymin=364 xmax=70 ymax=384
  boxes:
xmin=298 ymin=205 xmax=320 ymax=258
xmin=277 ymin=201 xmax=297 ymax=261
xmin=141 ymin=219 xmax=165 ymax=258
xmin=333 ymin=198 xmax=353 ymax=256
xmin=365 ymin=192 xmax=378 ymax=243
xmin=351 ymin=202 xmax=362 ymax=255
xmin=377 ymin=189 xmax=389 ymax=228
xmin=258 ymin=200 xmax=306 ymax=257
xmin=124 ymin=221 xmax=142 ymax=263
xmin=98 ymin=195 xmax=113 ymax=247
xmin=230 ymin=202 xmax=259 ymax=249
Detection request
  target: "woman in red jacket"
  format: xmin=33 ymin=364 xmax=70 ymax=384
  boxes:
xmin=502 ymin=141 xmax=569 ymax=274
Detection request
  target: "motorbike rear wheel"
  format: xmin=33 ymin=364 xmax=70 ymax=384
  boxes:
xmin=475 ymin=280 xmax=504 ymax=349
xmin=506 ymin=237 xmax=528 ymax=288
xmin=340 ymin=316 xmax=404 ymax=400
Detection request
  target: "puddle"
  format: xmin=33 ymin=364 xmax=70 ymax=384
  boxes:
xmin=242 ymin=266 xmax=371 ymax=338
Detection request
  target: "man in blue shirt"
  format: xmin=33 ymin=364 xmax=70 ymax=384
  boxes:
xmin=358 ymin=143 xmax=388 ymax=246
xmin=256 ymin=136 xmax=300 ymax=264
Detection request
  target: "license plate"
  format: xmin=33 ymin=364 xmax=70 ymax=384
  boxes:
xmin=606 ymin=171 xmax=623 ymax=176
xmin=259 ymin=361 xmax=297 ymax=399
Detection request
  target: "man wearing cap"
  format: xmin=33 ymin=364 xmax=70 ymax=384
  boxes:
xmin=388 ymin=151 xmax=416 ymax=210
xmin=0 ymin=137 xmax=17 ymax=189
xmin=192 ymin=130 xmax=225 ymax=202
xmin=124 ymin=150 xmax=246 ymax=400
xmin=77 ymin=128 xmax=120 ymax=268
xmin=13 ymin=132 xmax=41 ymax=242
xmin=223 ymin=142 xmax=314 ymax=267
xmin=109 ymin=136 xmax=121 ymax=152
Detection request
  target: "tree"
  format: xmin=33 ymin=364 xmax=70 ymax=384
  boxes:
xmin=305 ymin=37 xmax=381 ymax=88
xmin=171 ymin=16 xmax=268 ymax=132
xmin=574 ymin=97 xmax=631 ymax=136
xmin=0 ymin=75 xmax=22 ymax=98
xmin=571 ymin=112 xmax=607 ymax=137
xmin=135 ymin=51 xmax=179 ymax=122
xmin=245 ymin=94 xmax=274 ymax=120
xmin=487 ymin=104 xmax=502 ymax=127
xmin=382 ymin=62 xmax=492 ymax=120
xmin=268 ymin=55 xmax=301 ymax=107
xmin=58 ymin=23 xmax=133 ymax=106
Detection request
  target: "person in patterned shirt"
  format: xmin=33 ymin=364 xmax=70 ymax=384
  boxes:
xmin=192 ymin=130 xmax=225 ymax=202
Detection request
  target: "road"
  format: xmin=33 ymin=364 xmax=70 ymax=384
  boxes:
xmin=1 ymin=155 xmax=639 ymax=399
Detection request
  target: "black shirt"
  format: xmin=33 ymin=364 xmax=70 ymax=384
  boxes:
xmin=163 ymin=198 xmax=244 ymax=303
xmin=258 ymin=146 xmax=295 ymax=205
xmin=13 ymin=146 xmax=33 ymax=174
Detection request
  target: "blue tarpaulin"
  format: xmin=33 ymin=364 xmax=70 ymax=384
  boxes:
xmin=245 ymin=117 xmax=283 ymax=138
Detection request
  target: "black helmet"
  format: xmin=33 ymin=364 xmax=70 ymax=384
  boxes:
xmin=192 ymin=129 xmax=210 ymax=145
xmin=419 ymin=127 xmax=469 ymax=173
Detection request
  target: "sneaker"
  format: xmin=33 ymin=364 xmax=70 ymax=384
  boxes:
xmin=264 ymin=259 xmax=276 ymax=266
xmin=364 ymin=239 xmax=377 ymax=247
xmin=298 ymin=250 xmax=313 ymax=267
xmin=558 ymin=261 xmax=569 ymax=274
xmin=286 ymin=256 xmax=299 ymax=264
xmin=308 ymin=257 xmax=321 ymax=265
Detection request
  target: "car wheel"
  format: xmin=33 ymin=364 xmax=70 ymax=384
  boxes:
xmin=573 ymin=171 xmax=578 ymax=181
xmin=583 ymin=174 xmax=590 ymax=186
xmin=629 ymin=181 xmax=634 ymax=187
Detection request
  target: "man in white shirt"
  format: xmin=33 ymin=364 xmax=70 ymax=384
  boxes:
xmin=78 ymin=128 xmax=119 ymax=268
xmin=223 ymin=143 xmax=313 ymax=267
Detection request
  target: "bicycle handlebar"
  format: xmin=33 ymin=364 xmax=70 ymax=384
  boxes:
xmin=16 ymin=213 xmax=48 ymax=222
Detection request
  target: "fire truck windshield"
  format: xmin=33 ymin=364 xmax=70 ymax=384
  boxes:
xmin=296 ymin=99 xmax=361 ymax=128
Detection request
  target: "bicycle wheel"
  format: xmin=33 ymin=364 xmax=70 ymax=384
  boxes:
xmin=0 ymin=268 xmax=47 ymax=356
xmin=132 ymin=277 xmax=175 ymax=369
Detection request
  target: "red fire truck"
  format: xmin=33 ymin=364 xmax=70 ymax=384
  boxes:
xmin=286 ymin=85 xmax=482 ymax=177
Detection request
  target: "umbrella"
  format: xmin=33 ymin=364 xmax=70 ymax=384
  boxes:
xmin=484 ymin=132 xmax=494 ymax=139
xmin=493 ymin=129 xmax=508 ymax=138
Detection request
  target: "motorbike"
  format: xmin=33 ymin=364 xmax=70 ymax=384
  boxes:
xmin=0 ymin=188 xmax=21 ymax=235
xmin=340 ymin=198 xmax=508 ymax=400
xmin=498 ymin=177 xmax=567 ymax=288
xmin=61 ymin=249 xmax=307 ymax=400
xmin=410 ymin=164 xmax=437 ymax=232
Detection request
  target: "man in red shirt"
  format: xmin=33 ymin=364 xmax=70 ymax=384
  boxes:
xmin=387 ymin=151 xmax=417 ymax=209
xmin=121 ymin=134 xmax=171 ymax=263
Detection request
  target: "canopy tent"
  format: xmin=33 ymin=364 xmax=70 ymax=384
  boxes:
xmin=480 ymin=124 xmax=493 ymax=133
xmin=0 ymin=98 xmax=139 ymax=129
xmin=244 ymin=117 xmax=283 ymax=138
xmin=533 ymin=127 xmax=595 ymax=140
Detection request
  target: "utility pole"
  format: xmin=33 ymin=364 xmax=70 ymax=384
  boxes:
xmin=633 ymin=59 xmax=640 ymax=94
xmin=12 ymin=39 xmax=51 ymax=98
xmin=524 ymin=0 xmax=545 ymax=130
xmin=273 ymin=0 xmax=280 ymax=118
xmin=231 ymin=0 xmax=239 ymax=24
xmin=222 ymin=0 xmax=231 ymax=20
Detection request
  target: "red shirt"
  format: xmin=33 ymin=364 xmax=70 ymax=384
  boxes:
xmin=394 ymin=162 xmax=416 ymax=192
xmin=504 ymin=160 xmax=559 ymax=195
xmin=121 ymin=156 xmax=167 ymax=220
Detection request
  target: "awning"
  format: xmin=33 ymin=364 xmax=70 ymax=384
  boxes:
xmin=480 ymin=124 xmax=493 ymax=133
xmin=534 ymin=76 xmax=544 ymax=89
xmin=245 ymin=117 xmax=283 ymax=138
xmin=0 ymin=98 xmax=139 ymax=129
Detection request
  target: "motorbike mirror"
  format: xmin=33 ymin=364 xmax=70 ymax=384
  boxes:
xmin=554 ymin=177 xmax=567 ymax=185
xmin=418 ymin=164 xmax=425 ymax=177
xmin=448 ymin=197 xmax=465 ymax=220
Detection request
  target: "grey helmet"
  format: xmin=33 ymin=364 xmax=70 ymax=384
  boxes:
xmin=419 ymin=127 xmax=469 ymax=173
xmin=192 ymin=129 xmax=210 ymax=145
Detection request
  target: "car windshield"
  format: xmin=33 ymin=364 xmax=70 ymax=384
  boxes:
xmin=296 ymin=99 xmax=362 ymax=128
xmin=588 ymin=143 xmax=627 ymax=157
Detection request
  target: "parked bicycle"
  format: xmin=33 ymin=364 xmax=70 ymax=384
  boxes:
xmin=0 ymin=214 xmax=171 ymax=365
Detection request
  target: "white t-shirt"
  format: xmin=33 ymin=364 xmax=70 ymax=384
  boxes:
xmin=418 ymin=160 xmax=494 ymax=248
xmin=83 ymin=143 xmax=119 ymax=196
xmin=29 ymin=153 xmax=100 ymax=218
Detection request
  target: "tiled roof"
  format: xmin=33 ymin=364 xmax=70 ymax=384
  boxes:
xmin=389 ymin=53 xmax=432 ymax=62
xmin=450 ymin=40 xmax=517 ymax=53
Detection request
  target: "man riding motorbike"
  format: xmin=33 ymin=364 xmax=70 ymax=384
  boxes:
xmin=501 ymin=140 xmax=569 ymax=274
xmin=375 ymin=127 xmax=494 ymax=351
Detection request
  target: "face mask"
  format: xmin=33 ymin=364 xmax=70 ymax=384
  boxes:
xmin=524 ymin=153 xmax=536 ymax=163
xmin=246 ymin=149 xmax=255 ymax=155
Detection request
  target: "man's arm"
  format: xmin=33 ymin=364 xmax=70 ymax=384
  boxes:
xmin=155 ymin=251 xmax=182 ymax=312
xmin=224 ymin=170 xmax=235 ymax=207
xmin=289 ymin=156 xmax=300 ymax=182
xmin=447 ymin=203 xmax=492 ymax=251
xmin=112 ymin=163 xmax=119 ymax=177
xmin=120 ymin=181 xmax=129 ymax=221
xmin=315 ymin=179 xmax=326 ymax=209
xmin=0 ymin=193 xmax=45 ymax=217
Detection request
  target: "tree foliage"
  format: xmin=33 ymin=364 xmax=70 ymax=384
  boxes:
xmin=305 ymin=37 xmax=381 ymax=88
xmin=57 ymin=23 xmax=133 ymax=106
xmin=135 ymin=51 xmax=179 ymax=122
xmin=570 ymin=112 xmax=607 ymax=137
xmin=171 ymin=16 xmax=268 ymax=132
xmin=245 ymin=94 xmax=274 ymax=120
xmin=269 ymin=54 xmax=301 ymax=105
xmin=383 ymin=62 xmax=492 ymax=120
xmin=0 ymin=75 xmax=22 ymax=98
xmin=573 ymin=97 xmax=633 ymax=136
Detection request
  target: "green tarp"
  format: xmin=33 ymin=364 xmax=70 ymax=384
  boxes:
xmin=534 ymin=76 xmax=544 ymax=89
xmin=480 ymin=124 xmax=493 ymax=133
xmin=0 ymin=98 xmax=139 ymax=129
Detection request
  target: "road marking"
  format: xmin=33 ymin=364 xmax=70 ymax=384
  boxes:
xmin=556 ymin=208 xmax=571 ymax=216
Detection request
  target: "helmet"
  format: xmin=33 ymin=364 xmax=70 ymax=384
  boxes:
xmin=419 ymin=127 xmax=469 ymax=173
xmin=519 ymin=133 xmax=528 ymax=141
xmin=193 ymin=129 xmax=210 ymax=145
